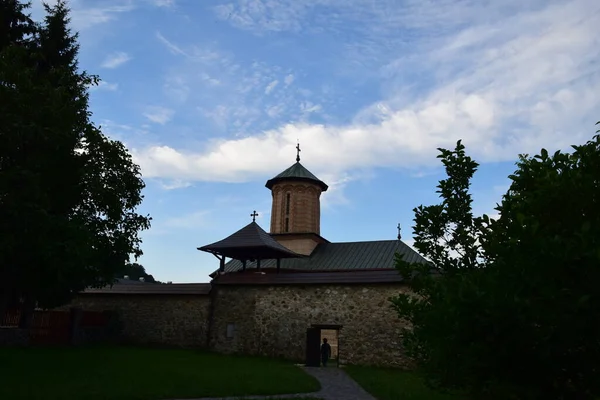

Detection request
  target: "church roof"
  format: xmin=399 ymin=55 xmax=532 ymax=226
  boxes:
xmin=83 ymin=281 xmax=211 ymax=295
xmin=219 ymin=239 xmax=427 ymax=274
xmin=214 ymin=270 xmax=405 ymax=285
xmin=197 ymin=221 xmax=303 ymax=260
xmin=265 ymin=162 xmax=328 ymax=191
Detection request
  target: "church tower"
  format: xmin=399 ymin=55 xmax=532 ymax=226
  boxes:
xmin=265 ymin=144 xmax=329 ymax=255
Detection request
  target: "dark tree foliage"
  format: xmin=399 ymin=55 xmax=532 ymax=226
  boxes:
xmin=0 ymin=0 xmax=35 ymax=50
xmin=119 ymin=263 xmax=158 ymax=284
xmin=0 ymin=0 xmax=151 ymax=316
xmin=392 ymin=124 xmax=600 ymax=400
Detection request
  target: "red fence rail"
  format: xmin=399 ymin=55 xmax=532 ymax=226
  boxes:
xmin=1 ymin=308 xmax=110 ymax=345
xmin=29 ymin=311 xmax=71 ymax=345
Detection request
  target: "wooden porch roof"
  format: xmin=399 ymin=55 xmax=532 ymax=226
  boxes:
xmin=197 ymin=221 xmax=303 ymax=261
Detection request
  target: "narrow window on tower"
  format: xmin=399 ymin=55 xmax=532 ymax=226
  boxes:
xmin=285 ymin=192 xmax=291 ymax=232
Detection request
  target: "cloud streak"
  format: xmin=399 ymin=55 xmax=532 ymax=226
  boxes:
xmin=143 ymin=106 xmax=175 ymax=125
xmin=101 ymin=52 xmax=131 ymax=68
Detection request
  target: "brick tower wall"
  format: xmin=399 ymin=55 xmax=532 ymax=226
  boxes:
xmin=269 ymin=181 xmax=322 ymax=235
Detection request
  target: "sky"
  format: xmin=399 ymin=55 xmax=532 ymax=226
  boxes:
xmin=29 ymin=0 xmax=600 ymax=283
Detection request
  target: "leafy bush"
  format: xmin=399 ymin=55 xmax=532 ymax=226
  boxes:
xmin=392 ymin=123 xmax=600 ymax=400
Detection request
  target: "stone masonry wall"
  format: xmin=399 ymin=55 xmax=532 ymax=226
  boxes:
xmin=210 ymin=284 xmax=412 ymax=367
xmin=69 ymin=294 xmax=210 ymax=347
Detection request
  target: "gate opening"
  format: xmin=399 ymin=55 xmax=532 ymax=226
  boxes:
xmin=305 ymin=324 xmax=342 ymax=368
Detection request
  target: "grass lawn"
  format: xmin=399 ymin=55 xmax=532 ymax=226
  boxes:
xmin=0 ymin=346 xmax=320 ymax=400
xmin=346 ymin=365 xmax=462 ymax=400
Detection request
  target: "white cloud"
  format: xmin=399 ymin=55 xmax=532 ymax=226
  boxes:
xmin=30 ymin=1 xmax=135 ymax=30
xmin=213 ymin=1 xmax=312 ymax=33
xmin=266 ymin=104 xmax=285 ymax=118
xmin=143 ymin=106 xmax=175 ymax=125
xmin=284 ymin=74 xmax=295 ymax=86
xmin=152 ymin=32 xmax=316 ymax=134
xmin=300 ymin=102 xmax=322 ymax=114
xmin=158 ymin=179 xmax=192 ymax=190
xmin=201 ymin=73 xmax=221 ymax=86
xmin=154 ymin=0 xmax=175 ymax=7
xmin=101 ymin=52 xmax=131 ymax=69
xmin=130 ymin=0 xmax=599 ymax=193
xmin=319 ymin=172 xmax=357 ymax=209
xmin=156 ymin=32 xmax=188 ymax=56
xmin=265 ymin=80 xmax=279 ymax=94
xmin=71 ymin=5 xmax=134 ymax=29
xmin=90 ymin=81 xmax=118 ymax=91
xmin=98 ymin=120 xmax=150 ymax=143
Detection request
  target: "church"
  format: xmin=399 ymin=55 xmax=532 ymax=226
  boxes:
xmin=72 ymin=146 xmax=427 ymax=368
xmin=196 ymin=145 xmax=427 ymax=367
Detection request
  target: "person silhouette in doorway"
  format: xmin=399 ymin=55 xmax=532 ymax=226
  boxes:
xmin=321 ymin=338 xmax=332 ymax=367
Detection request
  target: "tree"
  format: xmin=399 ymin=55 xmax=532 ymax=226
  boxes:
xmin=478 ymin=124 xmax=600 ymax=399
xmin=0 ymin=0 xmax=36 ymax=51
xmin=392 ymin=124 xmax=600 ymax=400
xmin=0 ymin=0 xmax=151 ymax=317
xmin=119 ymin=263 xmax=158 ymax=283
xmin=391 ymin=140 xmax=490 ymax=394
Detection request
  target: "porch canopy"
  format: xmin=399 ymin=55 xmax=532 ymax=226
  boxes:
xmin=197 ymin=221 xmax=303 ymax=273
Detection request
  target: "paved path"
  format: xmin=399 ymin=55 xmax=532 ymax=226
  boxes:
xmin=299 ymin=367 xmax=376 ymax=400
xmin=171 ymin=366 xmax=376 ymax=400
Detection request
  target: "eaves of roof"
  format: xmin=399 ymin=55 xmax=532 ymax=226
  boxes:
xmin=213 ymin=269 xmax=405 ymax=285
xmin=265 ymin=162 xmax=328 ymax=191
xmin=218 ymin=239 xmax=428 ymax=275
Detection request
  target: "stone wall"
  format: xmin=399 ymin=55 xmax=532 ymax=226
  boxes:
xmin=69 ymin=294 xmax=210 ymax=347
xmin=210 ymin=284 xmax=412 ymax=367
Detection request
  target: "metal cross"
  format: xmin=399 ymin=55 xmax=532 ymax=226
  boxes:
xmin=296 ymin=141 xmax=301 ymax=162
xmin=251 ymin=210 xmax=259 ymax=222
xmin=397 ymin=223 xmax=402 ymax=240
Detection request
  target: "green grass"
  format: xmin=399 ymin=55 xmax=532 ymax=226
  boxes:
xmin=346 ymin=365 xmax=462 ymax=400
xmin=0 ymin=346 xmax=320 ymax=400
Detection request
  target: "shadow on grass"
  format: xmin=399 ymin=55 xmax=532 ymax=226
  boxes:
xmin=0 ymin=345 xmax=320 ymax=400
xmin=345 ymin=365 xmax=464 ymax=400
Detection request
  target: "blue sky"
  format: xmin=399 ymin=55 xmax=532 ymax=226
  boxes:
xmin=31 ymin=0 xmax=600 ymax=282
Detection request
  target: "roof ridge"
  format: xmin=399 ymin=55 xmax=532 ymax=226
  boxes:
xmin=321 ymin=239 xmax=408 ymax=245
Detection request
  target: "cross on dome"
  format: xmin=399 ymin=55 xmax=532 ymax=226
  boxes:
xmin=296 ymin=142 xmax=301 ymax=162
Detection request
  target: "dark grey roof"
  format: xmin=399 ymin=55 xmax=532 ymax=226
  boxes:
xmin=114 ymin=278 xmax=149 ymax=285
xmin=198 ymin=221 xmax=303 ymax=260
xmin=265 ymin=162 xmax=328 ymax=191
xmin=221 ymin=239 xmax=427 ymax=273
xmin=83 ymin=283 xmax=211 ymax=295
xmin=215 ymin=270 xmax=405 ymax=285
